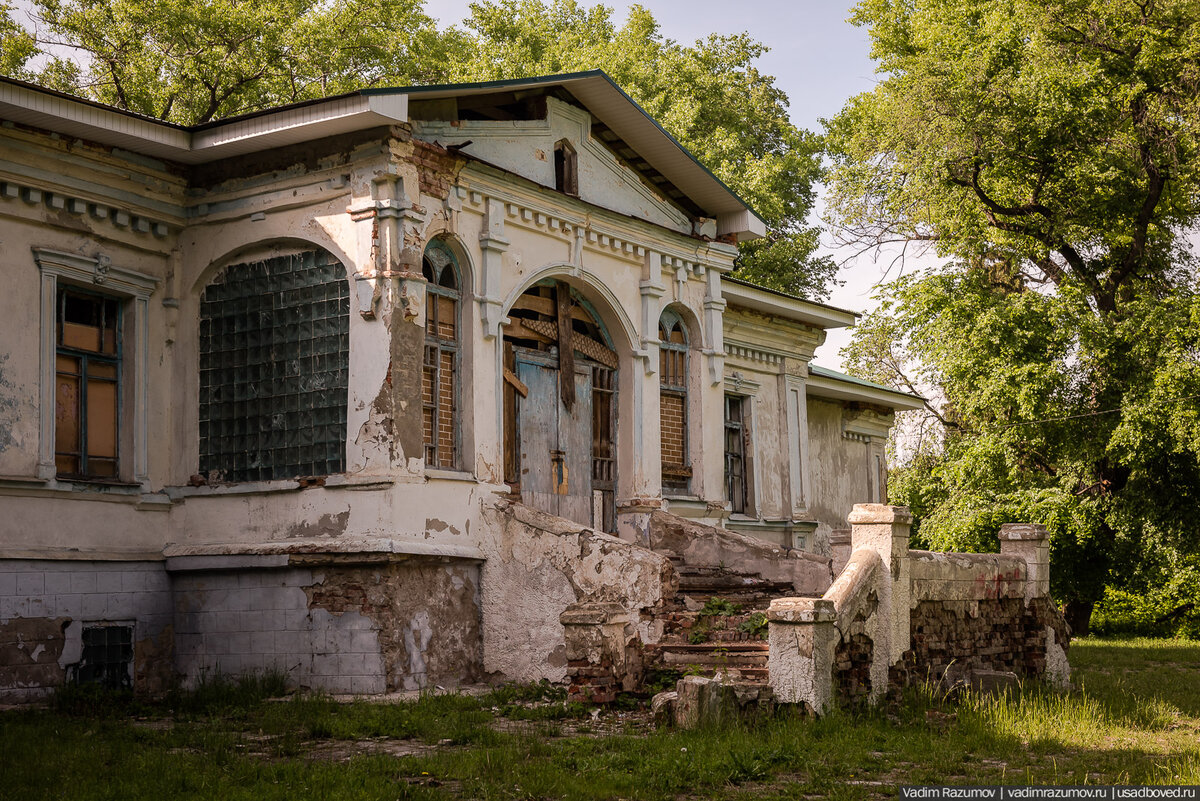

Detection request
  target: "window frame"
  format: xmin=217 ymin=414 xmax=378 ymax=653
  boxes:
xmin=723 ymin=393 xmax=752 ymax=516
xmin=554 ymin=138 xmax=579 ymax=196
xmin=422 ymin=240 xmax=462 ymax=471
xmin=54 ymin=286 xmax=123 ymax=479
xmin=658 ymin=309 xmax=691 ymax=494
xmin=34 ymin=249 xmax=157 ymax=485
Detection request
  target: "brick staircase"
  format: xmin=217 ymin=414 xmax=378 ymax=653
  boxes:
xmin=644 ymin=557 xmax=804 ymax=685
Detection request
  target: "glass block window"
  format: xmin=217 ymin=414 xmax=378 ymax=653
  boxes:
xmin=422 ymin=240 xmax=460 ymax=470
xmin=659 ymin=309 xmax=690 ymax=493
xmin=76 ymin=624 xmax=133 ymax=689
xmin=199 ymin=249 xmax=349 ymax=482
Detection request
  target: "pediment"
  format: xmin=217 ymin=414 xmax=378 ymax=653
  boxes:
xmin=412 ymin=96 xmax=697 ymax=235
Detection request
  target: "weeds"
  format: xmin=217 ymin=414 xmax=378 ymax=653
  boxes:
xmin=7 ymin=639 xmax=1200 ymax=800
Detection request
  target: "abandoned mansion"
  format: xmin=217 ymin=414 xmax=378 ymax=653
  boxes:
xmin=0 ymin=72 xmax=1068 ymax=705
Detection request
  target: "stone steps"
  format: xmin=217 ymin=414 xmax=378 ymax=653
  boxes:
xmin=645 ymin=550 xmax=802 ymax=692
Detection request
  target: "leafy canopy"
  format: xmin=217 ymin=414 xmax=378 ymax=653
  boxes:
xmin=0 ymin=0 xmax=833 ymax=297
xmin=831 ymin=0 xmax=1200 ymax=629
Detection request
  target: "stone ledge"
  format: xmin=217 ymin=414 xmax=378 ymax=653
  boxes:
xmin=998 ymin=523 xmax=1049 ymax=541
xmin=767 ymin=596 xmax=835 ymax=623
xmin=846 ymin=504 xmax=912 ymax=525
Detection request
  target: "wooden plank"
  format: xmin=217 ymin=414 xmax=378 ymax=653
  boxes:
xmin=556 ymin=281 xmax=576 ymax=411
xmin=510 ymin=292 xmax=596 ymax=323
xmin=522 ymin=318 xmax=619 ymax=369
xmin=503 ymin=367 xmax=529 ymax=397
xmin=502 ymin=318 xmax=554 ymax=343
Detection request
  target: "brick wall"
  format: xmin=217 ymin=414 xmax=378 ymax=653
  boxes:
xmin=0 ymin=560 xmax=173 ymax=702
xmin=660 ymin=391 xmax=686 ymax=468
xmin=897 ymin=596 xmax=1069 ymax=687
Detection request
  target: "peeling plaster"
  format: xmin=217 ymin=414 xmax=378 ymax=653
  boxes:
xmin=286 ymin=510 xmax=351 ymax=539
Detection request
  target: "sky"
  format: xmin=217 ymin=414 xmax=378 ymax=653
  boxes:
xmin=427 ymin=0 xmax=894 ymax=369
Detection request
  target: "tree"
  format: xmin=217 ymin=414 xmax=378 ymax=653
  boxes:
xmin=0 ymin=0 xmax=833 ymax=298
xmin=829 ymin=0 xmax=1200 ymax=632
xmin=14 ymin=0 xmax=448 ymax=124
xmin=0 ymin=3 xmax=36 ymax=79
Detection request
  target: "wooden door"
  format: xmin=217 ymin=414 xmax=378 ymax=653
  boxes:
xmin=515 ymin=352 xmax=594 ymax=527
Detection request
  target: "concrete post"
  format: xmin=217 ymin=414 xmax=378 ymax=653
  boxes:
xmin=847 ymin=504 xmax=911 ymax=661
xmin=766 ymin=597 xmax=836 ymax=714
xmin=999 ymin=523 xmax=1051 ymax=602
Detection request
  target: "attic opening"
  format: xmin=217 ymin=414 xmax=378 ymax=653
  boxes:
xmin=501 ymin=281 xmax=618 ymax=532
xmin=554 ymin=139 xmax=578 ymax=196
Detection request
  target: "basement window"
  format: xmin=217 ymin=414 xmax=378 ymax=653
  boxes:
xmin=199 ymin=249 xmax=349 ymax=482
xmin=75 ymin=623 xmax=133 ymax=689
xmin=554 ymin=139 xmax=578 ymax=196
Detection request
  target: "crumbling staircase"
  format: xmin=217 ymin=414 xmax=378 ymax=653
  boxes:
xmin=644 ymin=556 xmax=802 ymax=686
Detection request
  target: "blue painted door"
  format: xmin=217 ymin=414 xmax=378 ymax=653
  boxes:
xmin=516 ymin=351 xmax=594 ymax=527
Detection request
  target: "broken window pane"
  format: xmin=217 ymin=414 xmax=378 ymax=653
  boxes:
xmin=199 ymin=249 xmax=349 ymax=482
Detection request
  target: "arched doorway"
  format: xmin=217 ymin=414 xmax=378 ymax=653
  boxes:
xmin=502 ymin=280 xmax=618 ymax=531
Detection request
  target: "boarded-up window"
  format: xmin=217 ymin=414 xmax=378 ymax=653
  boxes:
xmin=199 ymin=249 xmax=349 ymax=482
xmin=422 ymin=240 xmax=460 ymax=470
xmin=55 ymin=289 xmax=120 ymax=478
xmin=659 ymin=310 xmax=690 ymax=493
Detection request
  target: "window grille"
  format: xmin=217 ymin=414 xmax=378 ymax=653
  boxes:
xmin=75 ymin=624 xmax=133 ymax=689
xmin=199 ymin=249 xmax=349 ymax=482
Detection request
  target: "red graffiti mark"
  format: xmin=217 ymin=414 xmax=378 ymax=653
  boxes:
xmin=974 ymin=569 xmax=1023 ymax=599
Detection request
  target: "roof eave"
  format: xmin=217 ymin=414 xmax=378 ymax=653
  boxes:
xmin=0 ymin=72 xmax=765 ymax=237
xmin=805 ymin=373 xmax=926 ymax=410
xmin=722 ymin=280 xmax=858 ymax=329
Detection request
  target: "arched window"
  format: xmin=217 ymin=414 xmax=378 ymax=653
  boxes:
xmin=554 ymin=138 xmax=578 ymax=196
xmin=659 ymin=309 xmax=690 ymax=493
xmin=199 ymin=248 xmax=349 ymax=482
xmin=422 ymin=240 xmax=461 ymax=469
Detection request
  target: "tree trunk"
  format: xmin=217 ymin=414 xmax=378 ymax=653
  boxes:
xmin=1063 ymin=600 xmax=1094 ymax=637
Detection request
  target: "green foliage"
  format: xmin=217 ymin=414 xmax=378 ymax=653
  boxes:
xmin=0 ymin=3 xmax=36 ymax=79
xmin=162 ymin=670 xmax=291 ymax=715
xmin=698 ymin=596 xmax=742 ymax=616
xmin=0 ymin=0 xmax=832 ymax=297
xmin=833 ymin=1 xmax=1200 ymax=624
xmin=737 ymin=611 xmax=769 ymax=639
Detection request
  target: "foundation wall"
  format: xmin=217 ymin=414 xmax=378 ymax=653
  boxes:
xmin=170 ymin=557 xmax=483 ymax=694
xmin=0 ymin=559 xmax=174 ymax=702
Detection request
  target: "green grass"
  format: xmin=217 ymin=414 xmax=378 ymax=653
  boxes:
xmin=4 ymin=637 xmax=1200 ymax=800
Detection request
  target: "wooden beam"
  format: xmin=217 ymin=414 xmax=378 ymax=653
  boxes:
xmin=503 ymin=367 xmax=529 ymax=397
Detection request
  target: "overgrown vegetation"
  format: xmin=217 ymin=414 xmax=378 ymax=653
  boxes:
xmin=4 ymin=639 xmax=1200 ymax=799
xmin=831 ymin=0 xmax=1200 ymax=634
